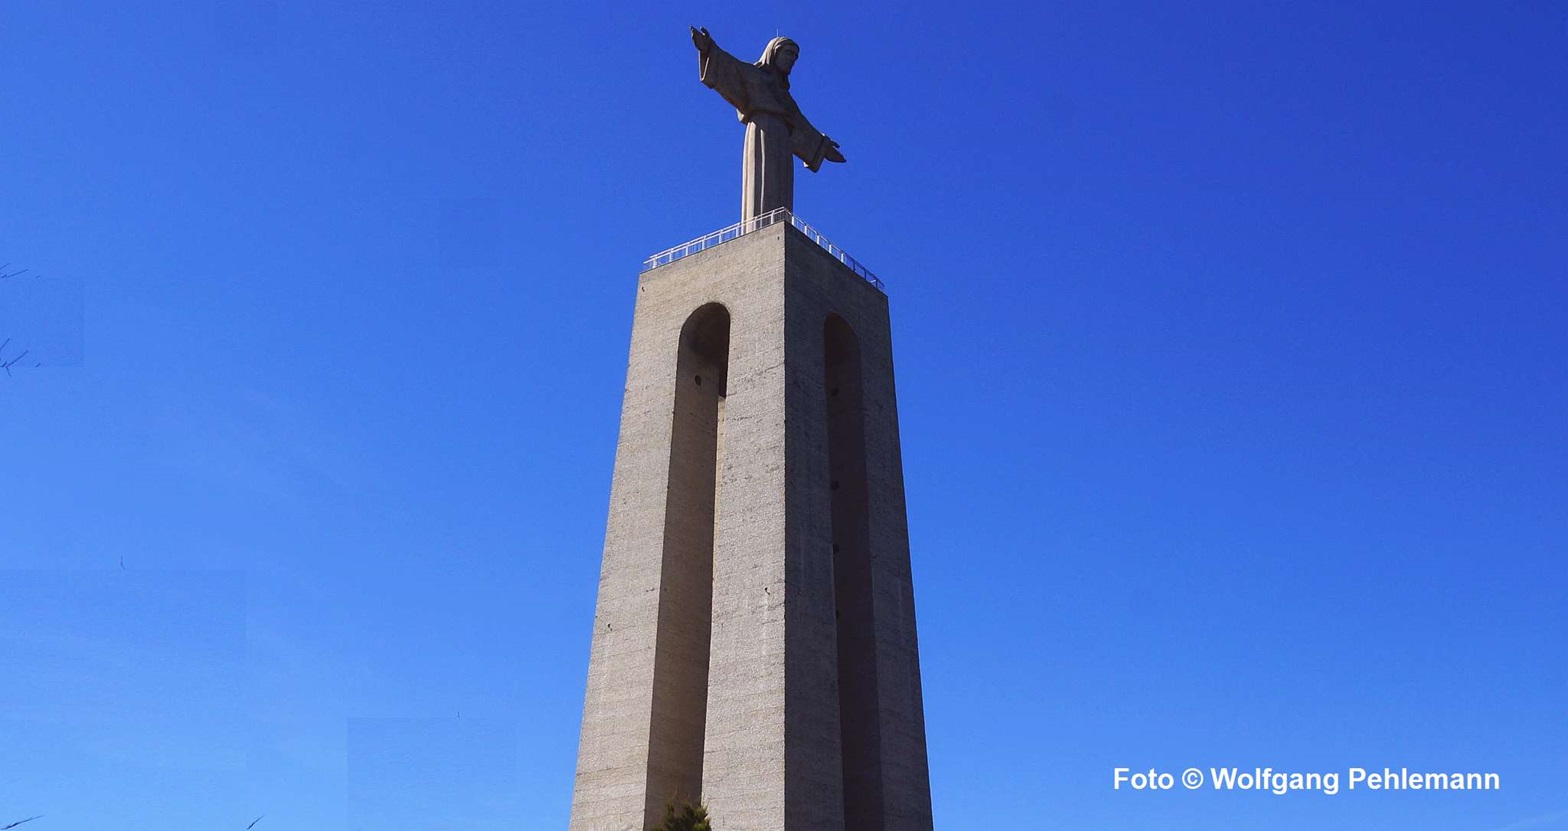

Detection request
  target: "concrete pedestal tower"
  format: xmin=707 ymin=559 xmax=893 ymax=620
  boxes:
xmin=568 ymin=27 xmax=932 ymax=831
xmin=568 ymin=216 xmax=933 ymax=831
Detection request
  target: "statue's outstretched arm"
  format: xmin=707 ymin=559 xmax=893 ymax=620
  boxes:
xmin=786 ymin=106 xmax=846 ymax=169
xmin=692 ymin=26 xmax=743 ymax=71
xmin=690 ymin=26 xmax=713 ymax=54
xmin=691 ymin=26 xmax=743 ymax=67
xmin=692 ymin=27 xmax=750 ymax=112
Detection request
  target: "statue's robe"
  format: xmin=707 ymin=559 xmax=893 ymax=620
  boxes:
xmin=697 ymin=42 xmax=834 ymax=221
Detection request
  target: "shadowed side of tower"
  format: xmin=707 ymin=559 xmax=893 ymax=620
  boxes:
xmin=825 ymin=313 xmax=884 ymax=830
xmin=780 ymin=228 xmax=933 ymax=831
xmin=569 ymin=223 xmax=932 ymax=831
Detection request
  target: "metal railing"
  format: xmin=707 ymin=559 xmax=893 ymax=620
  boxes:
xmin=641 ymin=207 xmax=884 ymax=291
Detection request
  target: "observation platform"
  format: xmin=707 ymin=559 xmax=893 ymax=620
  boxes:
xmin=642 ymin=208 xmax=884 ymax=292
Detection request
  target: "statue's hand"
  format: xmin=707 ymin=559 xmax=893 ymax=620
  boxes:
xmin=824 ymin=139 xmax=846 ymax=164
xmin=690 ymin=26 xmax=712 ymax=53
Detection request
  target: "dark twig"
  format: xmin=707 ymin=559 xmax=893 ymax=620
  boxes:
xmin=2 ymin=817 xmax=43 ymax=830
xmin=0 ymin=350 xmax=26 ymax=376
xmin=247 ymin=816 xmax=264 ymax=830
xmin=2 ymin=261 xmax=48 ymax=376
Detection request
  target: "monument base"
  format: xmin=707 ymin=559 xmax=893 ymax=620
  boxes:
xmin=570 ymin=221 xmax=932 ymax=831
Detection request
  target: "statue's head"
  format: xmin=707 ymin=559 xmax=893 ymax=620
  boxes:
xmin=759 ymin=37 xmax=799 ymax=76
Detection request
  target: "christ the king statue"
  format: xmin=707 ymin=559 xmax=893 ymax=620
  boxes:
xmin=690 ymin=27 xmax=846 ymax=222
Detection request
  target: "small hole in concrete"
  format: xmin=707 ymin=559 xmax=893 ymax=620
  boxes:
xmin=831 ymin=480 xmax=840 ymax=491
xmin=695 ymin=375 xmax=702 ymax=386
xmin=831 ymin=387 xmax=840 ymax=397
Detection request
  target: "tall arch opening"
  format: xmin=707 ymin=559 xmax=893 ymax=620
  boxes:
xmin=645 ymin=302 xmax=730 ymax=820
xmin=825 ymin=313 xmax=884 ymax=830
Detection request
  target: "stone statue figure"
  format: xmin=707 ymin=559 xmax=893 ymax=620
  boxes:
xmin=690 ymin=26 xmax=846 ymax=222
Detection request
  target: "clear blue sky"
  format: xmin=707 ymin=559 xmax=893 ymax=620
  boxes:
xmin=3 ymin=1 xmax=1565 ymax=829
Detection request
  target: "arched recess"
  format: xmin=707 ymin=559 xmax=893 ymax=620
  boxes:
xmin=644 ymin=302 xmax=730 ymax=822
xmin=825 ymin=313 xmax=884 ymax=831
